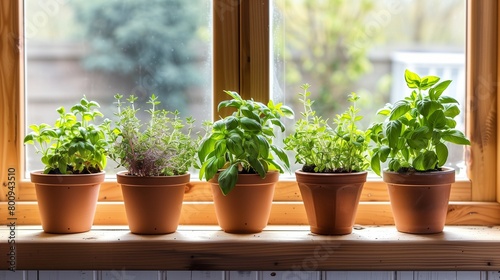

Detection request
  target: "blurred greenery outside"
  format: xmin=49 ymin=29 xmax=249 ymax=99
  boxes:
xmin=25 ymin=0 xmax=465 ymax=175
xmin=272 ymin=0 xmax=465 ymax=174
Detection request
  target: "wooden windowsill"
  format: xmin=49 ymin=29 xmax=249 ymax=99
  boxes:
xmin=1 ymin=225 xmax=500 ymax=271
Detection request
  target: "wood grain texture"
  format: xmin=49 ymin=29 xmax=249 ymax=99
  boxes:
xmin=1 ymin=0 xmax=499 ymax=233
xmin=1 ymin=226 xmax=500 ymax=271
xmin=213 ymin=0 xmax=240 ymax=118
xmin=0 ymin=0 xmax=23 ymax=207
xmin=467 ymin=0 xmax=498 ymax=201
xmin=3 ymin=201 xmax=499 ymax=226
xmin=498 ymin=0 xmax=500 ymax=204
xmin=239 ymin=0 xmax=269 ymax=102
xmin=10 ymin=179 xmax=472 ymax=202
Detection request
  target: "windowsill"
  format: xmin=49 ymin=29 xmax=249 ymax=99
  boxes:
xmin=2 ymin=225 xmax=500 ymax=271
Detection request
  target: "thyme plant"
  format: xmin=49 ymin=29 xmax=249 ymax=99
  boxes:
xmin=111 ymin=94 xmax=198 ymax=176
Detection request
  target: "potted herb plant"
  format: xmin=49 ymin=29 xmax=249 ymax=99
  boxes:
xmin=110 ymin=94 xmax=198 ymax=234
xmin=369 ymin=69 xmax=470 ymax=234
xmin=198 ymin=90 xmax=294 ymax=233
xmin=24 ymin=97 xmax=111 ymax=233
xmin=284 ymin=84 xmax=370 ymax=235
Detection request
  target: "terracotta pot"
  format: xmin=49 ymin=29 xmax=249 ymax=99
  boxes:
xmin=117 ymin=171 xmax=189 ymax=234
xmin=31 ymin=171 xmax=104 ymax=234
xmin=383 ymin=167 xmax=455 ymax=234
xmin=295 ymin=170 xmax=367 ymax=235
xmin=210 ymin=171 xmax=279 ymax=233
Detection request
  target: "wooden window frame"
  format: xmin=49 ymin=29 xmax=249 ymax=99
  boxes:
xmin=1 ymin=0 xmax=500 ymax=226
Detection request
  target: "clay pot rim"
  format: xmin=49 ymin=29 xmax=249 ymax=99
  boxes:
xmin=116 ymin=170 xmax=190 ymax=186
xmin=30 ymin=170 xmax=105 ymax=185
xmin=295 ymin=169 xmax=368 ymax=177
xmin=209 ymin=170 xmax=280 ymax=186
xmin=382 ymin=166 xmax=455 ymax=186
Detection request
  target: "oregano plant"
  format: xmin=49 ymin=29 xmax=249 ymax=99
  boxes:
xmin=24 ymin=96 xmax=112 ymax=174
xmin=284 ymin=84 xmax=370 ymax=173
xmin=369 ymin=69 xmax=470 ymax=175
xmin=198 ymin=90 xmax=294 ymax=195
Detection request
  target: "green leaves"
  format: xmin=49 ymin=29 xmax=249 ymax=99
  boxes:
xmin=218 ymin=164 xmax=239 ymax=195
xmin=436 ymin=142 xmax=448 ymax=166
xmin=430 ymin=80 xmax=452 ymax=100
xmin=240 ymin=117 xmax=262 ymax=131
xmin=389 ymin=100 xmax=411 ymax=120
xmin=198 ymin=90 xmax=294 ymax=195
xmin=110 ymin=94 xmax=199 ymax=177
xmin=370 ymin=152 xmax=381 ymax=176
xmin=384 ymin=120 xmax=402 ymax=149
xmin=413 ymin=151 xmax=438 ymax=171
xmin=370 ymin=69 xmax=470 ymax=174
xmin=24 ymin=96 xmax=112 ymax=174
xmin=404 ymin=69 xmax=421 ymax=89
xmin=442 ymin=130 xmax=471 ymax=145
xmin=284 ymin=87 xmax=370 ymax=173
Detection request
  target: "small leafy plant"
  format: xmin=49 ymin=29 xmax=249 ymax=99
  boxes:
xmin=284 ymin=84 xmax=370 ymax=173
xmin=24 ymin=96 xmax=111 ymax=174
xmin=110 ymin=94 xmax=198 ymax=177
xmin=198 ymin=90 xmax=294 ymax=195
xmin=369 ymin=69 xmax=470 ymax=175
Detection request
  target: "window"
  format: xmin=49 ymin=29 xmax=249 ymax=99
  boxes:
xmin=1 ymin=0 xmax=499 ymax=226
xmin=24 ymin=0 xmax=213 ymax=175
xmin=272 ymin=0 xmax=467 ymax=176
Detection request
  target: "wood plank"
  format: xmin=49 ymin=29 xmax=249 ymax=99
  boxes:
xmin=457 ymin=271 xmax=483 ymax=280
xmin=0 ymin=270 xmax=27 ymax=280
xmin=466 ymin=0 xmax=498 ymax=201
xmin=262 ymin=271 xmax=319 ymax=280
xmin=0 ymin=0 xmax=23 ymax=211
xmin=213 ymin=0 xmax=240 ymax=118
xmin=191 ymin=271 xmax=225 ymax=280
xmin=498 ymin=0 xmax=500 ymax=205
xmin=239 ymin=0 xmax=269 ymax=103
xmin=1 ymin=226 xmax=500 ymax=271
xmin=325 ymin=271 xmax=396 ymax=280
xmin=228 ymin=271 xmax=258 ymax=280
xmin=395 ymin=272 xmax=414 ymax=280
xmin=101 ymin=271 xmax=158 ymax=280
xmin=3 ymin=201 xmax=499 ymax=226
xmin=11 ymin=179 xmax=472 ymax=202
xmin=414 ymin=272 xmax=456 ymax=280
xmin=38 ymin=271 xmax=95 ymax=280
xmin=487 ymin=271 xmax=500 ymax=279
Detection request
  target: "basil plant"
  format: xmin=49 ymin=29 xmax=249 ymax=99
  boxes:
xmin=369 ymin=69 xmax=470 ymax=175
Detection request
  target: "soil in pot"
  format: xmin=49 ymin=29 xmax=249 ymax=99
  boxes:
xmin=295 ymin=170 xmax=367 ymax=235
xmin=117 ymin=172 xmax=189 ymax=234
xmin=31 ymin=171 xmax=104 ymax=234
xmin=210 ymin=171 xmax=279 ymax=233
xmin=383 ymin=167 xmax=455 ymax=234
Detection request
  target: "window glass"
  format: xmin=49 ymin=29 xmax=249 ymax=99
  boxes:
xmin=272 ymin=0 xmax=466 ymax=176
xmin=25 ymin=0 xmax=213 ymax=176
